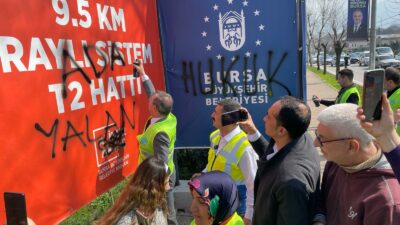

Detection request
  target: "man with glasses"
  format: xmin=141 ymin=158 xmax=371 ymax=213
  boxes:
xmin=313 ymin=103 xmax=400 ymax=225
xmin=239 ymin=96 xmax=320 ymax=225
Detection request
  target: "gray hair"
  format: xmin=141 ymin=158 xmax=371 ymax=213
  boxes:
xmin=153 ymin=91 xmax=173 ymax=115
xmin=317 ymin=103 xmax=374 ymax=149
xmin=217 ymin=98 xmax=241 ymax=113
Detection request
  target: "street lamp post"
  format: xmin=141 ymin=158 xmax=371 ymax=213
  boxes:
xmin=369 ymin=0 xmax=377 ymax=69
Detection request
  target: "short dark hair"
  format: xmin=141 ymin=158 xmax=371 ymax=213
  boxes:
xmin=153 ymin=91 xmax=173 ymax=115
xmin=217 ymin=98 xmax=241 ymax=113
xmin=338 ymin=69 xmax=354 ymax=81
xmin=385 ymin=67 xmax=400 ymax=85
xmin=277 ymin=96 xmax=311 ymax=139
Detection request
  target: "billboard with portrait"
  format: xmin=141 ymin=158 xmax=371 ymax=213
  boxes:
xmin=347 ymin=0 xmax=369 ymax=41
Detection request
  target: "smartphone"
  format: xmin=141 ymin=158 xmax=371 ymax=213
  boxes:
xmin=221 ymin=109 xmax=248 ymax=126
xmin=133 ymin=59 xmax=141 ymax=78
xmin=4 ymin=192 xmax=28 ymax=225
xmin=362 ymin=69 xmax=384 ymax=121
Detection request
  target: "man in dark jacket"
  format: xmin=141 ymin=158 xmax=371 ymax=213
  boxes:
xmin=239 ymin=96 xmax=320 ymax=225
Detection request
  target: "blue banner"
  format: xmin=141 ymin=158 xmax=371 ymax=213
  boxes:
xmin=157 ymin=0 xmax=305 ymax=147
xmin=347 ymin=0 xmax=369 ymax=41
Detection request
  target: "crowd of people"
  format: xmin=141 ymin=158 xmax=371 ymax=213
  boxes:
xmin=95 ymin=63 xmax=400 ymax=225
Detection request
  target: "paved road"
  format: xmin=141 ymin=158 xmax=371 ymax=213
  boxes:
xmin=324 ymin=63 xmax=369 ymax=86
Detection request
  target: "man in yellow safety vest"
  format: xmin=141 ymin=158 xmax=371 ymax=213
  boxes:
xmin=313 ymin=68 xmax=360 ymax=106
xmin=385 ymin=67 xmax=400 ymax=135
xmin=197 ymin=99 xmax=258 ymax=225
xmin=134 ymin=60 xmax=178 ymax=225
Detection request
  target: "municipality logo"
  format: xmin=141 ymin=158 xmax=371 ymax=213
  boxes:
xmin=201 ymin=0 xmax=265 ymax=59
xmin=219 ymin=10 xmax=245 ymax=51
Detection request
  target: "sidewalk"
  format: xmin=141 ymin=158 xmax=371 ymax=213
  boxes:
xmin=306 ymin=70 xmax=339 ymax=131
xmin=306 ymin=69 xmax=339 ymax=180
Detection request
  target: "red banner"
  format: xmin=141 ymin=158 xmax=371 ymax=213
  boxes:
xmin=0 ymin=0 xmax=164 ymax=223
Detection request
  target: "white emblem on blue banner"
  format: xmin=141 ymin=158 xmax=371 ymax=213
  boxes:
xmin=219 ymin=10 xmax=246 ymax=51
xmin=202 ymin=0 xmax=265 ymax=58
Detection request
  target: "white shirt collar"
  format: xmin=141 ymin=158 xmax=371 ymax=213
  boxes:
xmin=221 ymin=126 xmax=241 ymax=143
xmin=216 ymin=126 xmax=241 ymax=153
xmin=150 ymin=116 xmax=164 ymax=126
xmin=266 ymin=144 xmax=279 ymax=160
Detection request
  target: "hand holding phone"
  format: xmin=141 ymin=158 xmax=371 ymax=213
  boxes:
xmin=4 ymin=192 xmax=28 ymax=225
xmin=362 ymin=69 xmax=384 ymax=121
xmin=221 ymin=109 xmax=248 ymax=126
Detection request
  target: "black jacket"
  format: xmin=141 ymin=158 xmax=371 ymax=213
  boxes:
xmin=251 ymin=133 xmax=320 ymax=225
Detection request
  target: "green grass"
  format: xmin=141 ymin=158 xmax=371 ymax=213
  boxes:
xmin=307 ymin=66 xmax=363 ymax=96
xmin=59 ymin=178 xmax=129 ymax=225
xmin=58 ymin=149 xmax=206 ymax=224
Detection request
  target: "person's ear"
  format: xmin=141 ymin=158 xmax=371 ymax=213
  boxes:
xmin=278 ymin=126 xmax=288 ymax=137
xmin=348 ymin=139 xmax=360 ymax=154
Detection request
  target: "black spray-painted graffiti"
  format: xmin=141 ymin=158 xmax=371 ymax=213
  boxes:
xmin=35 ymin=104 xmax=135 ymax=158
xmin=61 ymin=42 xmax=126 ymax=98
xmin=182 ymin=50 xmax=291 ymax=97
xmin=35 ymin=41 xmax=133 ymax=159
xmin=34 ymin=103 xmax=135 ymax=159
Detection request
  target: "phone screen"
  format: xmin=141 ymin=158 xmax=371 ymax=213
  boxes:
xmin=221 ymin=109 xmax=248 ymax=126
xmin=4 ymin=192 xmax=28 ymax=225
xmin=362 ymin=69 xmax=384 ymax=121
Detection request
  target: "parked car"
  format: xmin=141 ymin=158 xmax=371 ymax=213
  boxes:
xmin=311 ymin=56 xmax=318 ymax=64
xmin=349 ymin=53 xmax=360 ymax=64
xmin=359 ymin=51 xmax=370 ymax=66
xmin=375 ymin=55 xmax=400 ymax=69
xmin=376 ymin=47 xmax=394 ymax=58
xmin=318 ymin=55 xmax=333 ymax=65
xmin=331 ymin=56 xmax=345 ymax=67
xmin=395 ymin=51 xmax=400 ymax=60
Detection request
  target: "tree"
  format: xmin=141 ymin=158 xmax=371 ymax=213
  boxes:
xmin=328 ymin=0 xmax=347 ymax=75
xmin=306 ymin=4 xmax=318 ymax=66
xmin=321 ymin=41 xmax=329 ymax=74
xmin=314 ymin=0 xmax=335 ymax=72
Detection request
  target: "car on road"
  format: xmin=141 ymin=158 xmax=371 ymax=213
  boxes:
xmin=331 ymin=56 xmax=345 ymax=67
xmin=319 ymin=55 xmax=334 ymax=65
xmin=311 ymin=55 xmax=318 ymax=64
xmin=376 ymin=47 xmax=394 ymax=58
xmin=349 ymin=53 xmax=360 ymax=64
xmin=359 ymin=51 xmax=370 ymax=66
xmin=375 ymin=55 xmax=400 ymax=69
xmin=395 ymin=52 xmax=400 ymax=60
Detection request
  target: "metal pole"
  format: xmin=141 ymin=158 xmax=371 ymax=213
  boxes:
xmin=296 ymin=0 xmax=305 ymax=99
xmin=369 ymin=0 xmax=377 ymax=69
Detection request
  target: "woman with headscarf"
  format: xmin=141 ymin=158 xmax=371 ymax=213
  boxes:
xmin=188 ymin=171 xmax=244 ymax=225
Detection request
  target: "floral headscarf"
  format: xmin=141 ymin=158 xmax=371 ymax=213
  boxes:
xmin=188 ymin=171 xmax=239 ymax=224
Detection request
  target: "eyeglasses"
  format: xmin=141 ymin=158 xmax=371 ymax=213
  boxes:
xmin=314 ymin=130 xmax=354 ymax=147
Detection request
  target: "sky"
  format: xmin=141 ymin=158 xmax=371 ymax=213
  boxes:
xmin=376 ymin=0 xmax=400 ymax=28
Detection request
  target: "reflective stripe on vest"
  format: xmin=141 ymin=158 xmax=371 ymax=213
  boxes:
xmin=206 ymin=130 xmax=249 ymax=183
xmin=335 ymin=86 xmax=361 ymax=105
xmin=389 ymin=88 xmax=400 ymax=135
xmin=190 ymin=212 xmax=244 ymax=225
xmin=137 ymin=113 xmax=177 ymax=174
